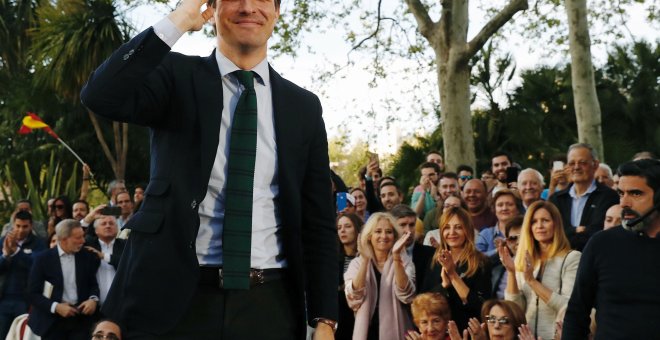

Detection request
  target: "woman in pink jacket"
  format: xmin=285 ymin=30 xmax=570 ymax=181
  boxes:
xmin=344 ymin=212 xmax=416 ymax=340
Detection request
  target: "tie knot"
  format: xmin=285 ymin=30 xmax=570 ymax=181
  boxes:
xmin=234 ymin=70 xmax=255 ymax=90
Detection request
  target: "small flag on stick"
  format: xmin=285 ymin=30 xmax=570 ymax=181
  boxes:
xmin=18 ymin=112 xmax=60 ymax=139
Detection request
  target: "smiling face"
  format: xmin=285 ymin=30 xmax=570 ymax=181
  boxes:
xmin=531 ymin=208 xmax=555 ymax=245
xmin=337 ymin=216 xmax=357 ymax=246
xmin=495 ymin=194 xmax=519 ymax=225
xmin=567 ymin=147 xmax=598 ymax=185
xmin=370 ymin=219 xmax=395 ymax=253
xmin=518 ymin=171 xmax=542 ymax=205
xmin=214 ymin=0 xmax=280 ymax=61
xmin=441 ymin=215 xmax=467 ymax=250
xmin=12 ymin=218 xmax=32 ymax=242
xmin=380 ymin=185 xmax=402 ymax=211
xmin=492 ymin=155 xmax=511 ymax=182
xmin=439 ymin=177 xmax=459 ymax=200
xmin=463 ymin=180 xmax=486 ymax=213
xmin=396 ymin=216 xmax=416 ymax=247
xmin=416 ymin=311 xmax=448 ymax=340
xmin=486 ymin=305 xmax=515 ymax=340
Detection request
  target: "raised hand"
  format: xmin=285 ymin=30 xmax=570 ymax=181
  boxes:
xmin=466 ymin=318 xmax=487 ymax=340
xmin=438 ymin=249 xmax=456 ymax=275
xmin=168 ymin=0 xmax=214 ymax=33
xmin=405 ymin=330 xmax=423 ymax=340
xmin=429 ymin=236 xmax=439 ymax=249
xmin=392 ymin=231 xmax=411 ymax=257
xmin=518 ymin=324 xmax=543 ymax=340
xmin=498 ymin=243 xmax=516 ymax=273
xmin=447 ymin=320 xmax=468 ymax=340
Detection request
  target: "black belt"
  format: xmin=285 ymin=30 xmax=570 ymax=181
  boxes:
xmin=199 ymin=267 xmax=284 ymax=289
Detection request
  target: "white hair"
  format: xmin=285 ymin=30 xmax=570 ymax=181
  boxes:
xmin=599 ymin=163 xmax=613 ymax=178
xmin=55 ymin=219 xmax=81 ymax=239
xmin=518 ymin=168 xmax=545 ymax=186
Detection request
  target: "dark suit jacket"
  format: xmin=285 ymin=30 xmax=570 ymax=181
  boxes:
xmin=80 ymin=28 xmax=338 ymax=337
xmin=412 ymin=243 xmax=434 ymax=287
xmin=27 ymin=248 xmax=100 ymax=336
xmin=85 ymin=238 xmax=126 ymax=270
xmin=0 ymin=234 xmax=47 ymax=298
xmin=549 ymin=181 xmax=619 ymax=251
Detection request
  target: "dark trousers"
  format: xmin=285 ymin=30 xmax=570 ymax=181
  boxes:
xmin=0 ymin=298 xmax=28 ymax=339
xmin=127 ymin=277 xmax=298 ymax=340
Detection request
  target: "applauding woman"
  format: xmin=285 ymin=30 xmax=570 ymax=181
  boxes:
xmin=422 ymin=207 xmax=491 ymax=331
xmin=344 ymin=212 xmax=416 ymax=340
xmin=499 ymin=201 xmax=580 ymax=340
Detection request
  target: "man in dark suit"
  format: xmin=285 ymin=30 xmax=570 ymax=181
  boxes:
xmin=0 ymin=211 xmax=47 ymax=339
xmin=550 ymin=143 xmax=619 ymax=250
xmin=27 ymin=219 xmax=100 ymax=340
xmin=80 ymin=0 xmax=337 ymax=338
xmin=83 ymin=215 xmax=126 ymax=307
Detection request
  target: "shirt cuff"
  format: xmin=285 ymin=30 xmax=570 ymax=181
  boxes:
xmin=50 ymin=302 xmax=58 ymax=314
xmin=153 ymin=17 xmax=184 ymax=48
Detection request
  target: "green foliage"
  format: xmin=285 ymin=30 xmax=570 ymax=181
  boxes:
xmin=328 ymin=136 xmax=371 ymax=189
xmin=0 ymin=151 xmax=79 ymax=222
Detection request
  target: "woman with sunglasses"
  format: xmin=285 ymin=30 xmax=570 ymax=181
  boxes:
xmin=46 ymin=195 xmax=72 ymax=236
xmin=498 ymin=201 xmax=580 ymax=340
xmin=480 ymin=299 xmax=526 ymax=340
xmin=421 ymin=207 xmax=491 ymax=331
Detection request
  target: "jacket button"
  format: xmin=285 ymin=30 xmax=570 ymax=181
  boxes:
xmin=122 ymin=53 xmax=129 ymax=60
xmin=191 ymin=200 xmax=197 ymax=209
xmin=189 ymin=242 xmax=194 ymax=249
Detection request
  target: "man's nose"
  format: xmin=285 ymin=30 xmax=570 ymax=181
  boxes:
xmin=237 ymin=0 xmax=257 ymax=12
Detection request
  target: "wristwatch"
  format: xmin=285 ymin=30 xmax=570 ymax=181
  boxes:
xmin=313 ymin=318 xmax=338 ymax=333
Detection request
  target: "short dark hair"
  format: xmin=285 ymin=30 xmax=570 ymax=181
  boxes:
xmin=426 ymin=150 xmax=442 ymax=158
xmin=440 ymin=172 xmax=458 ymax=180
xmin=505 ymin=215 xmax=524 ymax=237
xmin=420 ymin=162 xmax=440 ymax=174
xmin=617 ymin=159 xmax=660 ymax=199
xmin=16 ymin=199 xmax=31 ymax=207
xmin=14 ymin=210 xmax=32 ymax=223
xmin=390 ymin=204 xmax=417 ymax=219
xmin=73 ymin=199 xmax=89 ymax=210
xmin=456 ymin=164 xmax=473 ymax=174
xmin=208 ymin=0 xmax=281 ymax=8
xmin=492 ymin=151 xmax=513 ymax=164
xmin=91 ymin=319 xmax=123 ymax=340
xmin=379 ymin=181 xmax=401 ymax=194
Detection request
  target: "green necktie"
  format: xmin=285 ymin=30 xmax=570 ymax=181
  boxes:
xmin=222 ymin=70 xmax=257 ymax=289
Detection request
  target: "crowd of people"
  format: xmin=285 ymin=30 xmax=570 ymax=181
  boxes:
xmin=332 ymin=145 xmax=660 ymax=339
xmin=0 ymin=142 xmax=658 ymax=340
xmin=0 ymin=178 xmax=141 ymax=339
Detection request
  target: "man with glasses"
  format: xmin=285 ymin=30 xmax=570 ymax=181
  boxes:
xmin=91 ymin=319 xmax=122 ymax=340
xmin=549 ymin=143 xmax=618 ymax=250
xmin=456 ymin=164 xmax=474 ymax=189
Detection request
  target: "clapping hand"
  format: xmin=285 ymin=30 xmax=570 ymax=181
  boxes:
xmin=497 ymin=243 xmax=515 ymax=273
xmin=518 ymin=324 xmax=543 ymax=340
xmin=437 ymin=249 xmax=456 ymax=275
xmin=405 ymin=330 xmax=423 ymax=340
xmin=465 ymin=318 xmax=487 ymax=340
xmin=2 ymin=232 xmax=17 ymax=257
xmin=392 ymin=231 xmax=412 ymax=257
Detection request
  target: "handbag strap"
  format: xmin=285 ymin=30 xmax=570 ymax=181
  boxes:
xmin=559 ymin=250 xmax=573 ymax=294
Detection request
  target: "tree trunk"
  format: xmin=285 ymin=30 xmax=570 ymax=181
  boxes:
xmin=87 ymin=110 xmax=127 ymax=180
xmin=565 ymin=0 xmax=604 ymax=160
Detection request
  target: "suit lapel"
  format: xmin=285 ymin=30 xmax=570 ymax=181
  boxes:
xmin=196 ymin=51 xmax=224 ymax=191
xmin=270 ymin=66 xmax=297 ymax=169
xmin=50 ymin=249 xmax=65 ymax=298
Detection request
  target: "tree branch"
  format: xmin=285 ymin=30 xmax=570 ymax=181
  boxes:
xmin=87 ymin=110 xmax=117 ymax=175
xmin=404 ymin=0 xmax=436 ymax=39
xmin=463 ymin=0 xmax=529 ymax=64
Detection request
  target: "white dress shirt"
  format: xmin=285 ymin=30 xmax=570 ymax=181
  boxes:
xmin=96 ymin=239 xmax=116 ymax=305
xmin=50 ymin=245 xmax=78 ymax=313
xmin=153 ymin=18 xmax=284 ymax=269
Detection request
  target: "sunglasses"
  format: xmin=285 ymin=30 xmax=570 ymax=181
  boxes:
xmin=486 ymin=316 xmax=510 ymax=325
xmin=507 ymin=235 xmax=520 ymax=242
xmin=459 ymin=175 xmax=473 ymax=180
xmin=52 ymin=204 xmax=65 ymax=210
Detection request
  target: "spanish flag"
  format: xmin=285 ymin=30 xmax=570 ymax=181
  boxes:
xmin=18 ymin=112 xmax=60 ymax=139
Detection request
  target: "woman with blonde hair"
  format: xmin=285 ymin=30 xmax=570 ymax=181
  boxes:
xmin=498 ymin=201 xmax=580 ymax=340
xmin=421 ymin=207 xmax=491 ymax=332
xmin=344 ymin=212 xmax=415 ymax=340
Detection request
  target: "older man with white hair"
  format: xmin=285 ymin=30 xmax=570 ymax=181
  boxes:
xmin=595 ymin=163 xmax=615 ymax=188
xmin=517 ymin=168 xmax=544 ymax=210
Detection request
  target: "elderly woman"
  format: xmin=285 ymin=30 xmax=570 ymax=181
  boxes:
xmin=421 ymin=207 xmax=491 ymax=331
xmin=498 ymin=201 xmax=581 ymax=340
xmin=344 ymin=212 xmax=415 ymax=340
xmin=481 ymin=299 xmax=526 ymax=340
xmin=336 ymin=213 xmax=364 ymax=340
xmin=405 ymin=293 xmax=452 ymax=340
xmin=477 ymin=189 xmax=522 ymax=257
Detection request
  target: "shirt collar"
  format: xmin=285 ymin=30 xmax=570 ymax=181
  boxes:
xmin=569 ymin=179 xmax=598 ymax=199
xmin=214 ymin=49 xmax=270 ymax=87
xmin=100 ymin=239 xmax=115 ymax=248
xmin=57 ymin=244 xmax=72 ymax=257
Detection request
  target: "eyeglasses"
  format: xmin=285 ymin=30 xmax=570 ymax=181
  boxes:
xmin=486 ymin=315 xmax=510 ymax=325
xmin=506 ymin=235 xmax=520 ymax=242
xmin=459 ymin=175 xmax=473 ymax=180
xmin=567 ymin=160 xmax=593 ymax=167
xmin=53 ymin=204 xmax=65 ymax=210
xmin=91 ymin=333 xmax=119 ymax=340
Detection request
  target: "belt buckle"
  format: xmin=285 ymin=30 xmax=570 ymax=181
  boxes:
xmin=250 ymin=269 xmax=264 ymax=287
